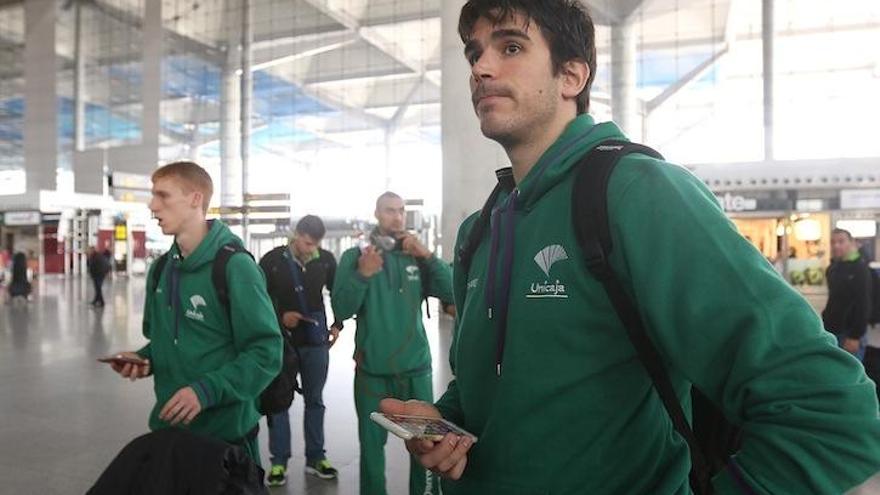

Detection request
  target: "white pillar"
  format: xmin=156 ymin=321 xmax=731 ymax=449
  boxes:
xmin=440 ymin=0 xmax=508 ymax=260
xmin=142 ymin=0 xmax=162 ymax=152
xmin=220 ymin=1 xmax=243 ymax=210
xmin=240 ymin=0 xmax=253 ymax=246
xmin=610 ymin=19 xmax=641 ymax=141
xmin=762 ymin=0 xmax=775 ymax=161
xmin=73 ymin=1 xmax=85 ymax=152
xmin=24 ymin=0 xmax=57 ymax=192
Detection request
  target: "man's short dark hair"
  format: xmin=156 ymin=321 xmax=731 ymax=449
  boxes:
xmin=459 ymin=0 xmax=597 ymax=114
xmin=375 ymin=191 xmax=403 ymax=211
xmin=295 ymin=215 xmax=326 ymax=241
xmin=832 ymin=228 xmax=854 ymax=240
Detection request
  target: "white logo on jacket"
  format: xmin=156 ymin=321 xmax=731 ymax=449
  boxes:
xmin=406 ymin=265 xmax=421 ymax=282
xmin=527 ymin=245 xmax=569 ymax=299
xmin=185 ymin=294 xmax=207 ymax=321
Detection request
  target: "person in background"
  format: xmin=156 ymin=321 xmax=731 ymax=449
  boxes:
xmin=87 ymin=247 xmax=112 ymax=308
xmin=333 ymin=191 xmax=453 ymax=495
xmin=824 ymin=228 xmax=873 ymax=361
xmin=259 ymin=215 xmax=342 ymax=486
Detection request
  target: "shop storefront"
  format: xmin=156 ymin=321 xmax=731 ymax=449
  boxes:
xmin=718 ymin=189 xmax=880 ymax=311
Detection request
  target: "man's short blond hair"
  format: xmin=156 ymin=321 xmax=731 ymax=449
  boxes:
xmin=152 ymin=161 xmax=213 ymax=212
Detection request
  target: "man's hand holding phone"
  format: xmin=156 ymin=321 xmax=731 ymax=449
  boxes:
xmin=379 ymin=398 xmax=473 ymax=480
xmin=100 ymin=351 xmax=151 ymax=381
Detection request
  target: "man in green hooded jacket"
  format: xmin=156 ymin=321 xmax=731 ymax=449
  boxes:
xmin=333 ymin=191 xmax=453 ymax=495
xmin=107 ymin=161 xmax=282 ymax=463
xmin=382 ymin=1 xmax=880 ymax=494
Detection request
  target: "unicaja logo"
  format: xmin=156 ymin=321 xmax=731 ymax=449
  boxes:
xmin=185 ymin=294 xmax=207 ymax=321
xmin=534 ymin=245 xmax=568 ymax=277
xmin=528 ymin=245 xmax=569 ymax=299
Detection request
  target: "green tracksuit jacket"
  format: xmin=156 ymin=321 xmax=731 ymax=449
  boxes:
xmin=138 ymin=220 xmax=282 ymax=443
xmin=332 ymin=247 xmax=453 ymax=375
xmin=436 ymin=114 xmax=880 ymax=494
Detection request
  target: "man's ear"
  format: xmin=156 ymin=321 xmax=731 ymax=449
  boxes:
xmin=191 ymin=191 xmax=203 ymax=210
xmin=559 ymin=59 xmax=589 ymax=102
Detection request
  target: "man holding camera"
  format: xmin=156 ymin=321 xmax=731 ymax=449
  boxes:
xmin=332 ymin=191 xmax=453 ymax=495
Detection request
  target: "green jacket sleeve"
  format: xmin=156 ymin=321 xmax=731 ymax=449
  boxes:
xmin=434 ymin=215 xmax=479 ymax=425
xmin=190 ymin=254 xmax=282 ymax=410
xmin=423 ymin=254 xmax=454 ymax=303
xmin=331 ymin=248 xmax=370 ymax=322
xmin=608 ymin=156 xmax=880 ymax=494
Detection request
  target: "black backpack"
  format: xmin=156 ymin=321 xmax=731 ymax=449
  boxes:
xmin=457 ymin=140 xmax=742 ymax=495
xmin=150 ymin=243 xmax=299 ymax=416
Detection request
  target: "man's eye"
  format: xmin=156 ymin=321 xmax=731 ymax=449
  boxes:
xmin=505 ymin=44 xmax=521 ymax=55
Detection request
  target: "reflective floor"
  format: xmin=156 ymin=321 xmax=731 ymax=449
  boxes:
xmin=3 ymin=276 xmax=879 ymax=495
xmin=0 ymin=275 xmax=454 ymax=495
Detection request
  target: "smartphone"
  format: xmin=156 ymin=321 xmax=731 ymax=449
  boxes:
xmin=97 ymin=354 xmax=148 ymax=366
xmin=370 ymin=412 xmax=478 ymax=443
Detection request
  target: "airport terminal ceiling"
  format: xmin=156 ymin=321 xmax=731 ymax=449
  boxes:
xmin=0 ymin=0 xmax=878 ymax=216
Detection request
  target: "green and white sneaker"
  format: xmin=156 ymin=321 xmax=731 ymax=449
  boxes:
xmin=266 ymin=465 xmax=287 ymax=487
xmin=305 ymin=459 xmax=338 ymax=480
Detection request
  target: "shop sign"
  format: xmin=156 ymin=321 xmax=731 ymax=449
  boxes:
xmin=2 ymin=211 xmax=41 ymax=226
xmin=795 ymin=199 xmax=825 ymax=212
xmin=111 ymin=171 xmax=152 ymax=191
xmin=718 ymin=193 xmax=758 ymax=212
xmin=841 ymin=189 xmax=880 ymax=210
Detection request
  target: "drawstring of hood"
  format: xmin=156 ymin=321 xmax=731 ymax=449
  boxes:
xmin=165 ymin=253 xmax=182 ymax=344
xmin=485 ymin=188 xmax=519 ymax=376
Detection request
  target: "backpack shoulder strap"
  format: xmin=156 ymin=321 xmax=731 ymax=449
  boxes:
xmin=212 ymin=242 xmax=255 ymax=319
xmin=457 ymin=167 xmax=516 ymax=275
xmin=150 ymin=253 xmax=170 ymax=294
xmin=571 ymin=141 xmax=713 ymax=495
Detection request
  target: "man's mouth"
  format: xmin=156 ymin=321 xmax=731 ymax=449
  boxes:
xmin=472 ymin=86 xmax=511 ymax=107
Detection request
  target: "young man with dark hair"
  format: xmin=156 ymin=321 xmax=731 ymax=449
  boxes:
xmin=258 ymin=214 xmax=341 ymax=485
xmin=824 ymin=228 xmax=874 ymax=361
xmin=333 ymin=192 xmax=453 ymax=495
xmin=381 ymin=1 xmax=880 ymax=494
xmin=106 ymin=161 xmax=282 ymax=463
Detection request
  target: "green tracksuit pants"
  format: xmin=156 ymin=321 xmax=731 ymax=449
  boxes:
xmin=354 ymin=370 xmax=441 ymax=495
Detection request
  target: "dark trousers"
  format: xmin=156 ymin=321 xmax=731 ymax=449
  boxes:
xmin=268 ymin=344 xmax=330 ymax=467
xmin=91 ymin=275 xmax=106 ymax=306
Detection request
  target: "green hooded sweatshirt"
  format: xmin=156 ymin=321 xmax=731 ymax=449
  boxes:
xmin=436 ymin=115 xmax=880 ymax=494
xmin=332 ymin=243 xmax=453 ymax=376
xmin=138 ymin=220 xmax=282 ymax=443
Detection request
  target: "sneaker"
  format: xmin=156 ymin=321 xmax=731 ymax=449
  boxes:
xmin=266 ymin=465 xmax=287 ymax=487
xmin=305 ymin=459 xmax=338 ymax=480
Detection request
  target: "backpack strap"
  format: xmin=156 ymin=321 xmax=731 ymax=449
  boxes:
xmin=457 ymin=167 xmax=516 ymax=276
xmin=150 ymin=252 xmax=170 ymax=294
xmin=571 ymin=140 xmax=713 ymax=495
xmin=212 ymin=242 xmax=255 ymax=320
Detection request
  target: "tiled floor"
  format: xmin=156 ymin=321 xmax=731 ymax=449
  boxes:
xmin=0 ymin=275 xmax=454 ymax=495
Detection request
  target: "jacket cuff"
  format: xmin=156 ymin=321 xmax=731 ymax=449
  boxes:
xmin=136 ymin=344 xmax=151 ymax=361
xmin=191 ymin=379 xmax=215 ymax=409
